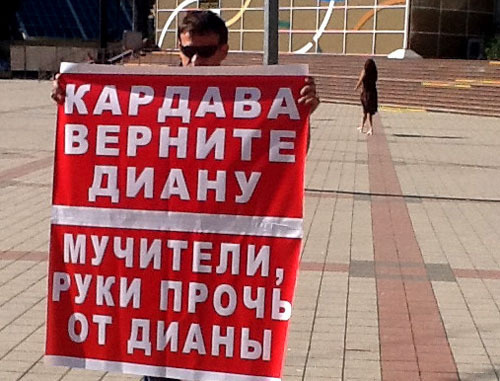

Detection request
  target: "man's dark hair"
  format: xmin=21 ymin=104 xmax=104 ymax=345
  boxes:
xmin=178 ymin=10 xmax=228 ymax=45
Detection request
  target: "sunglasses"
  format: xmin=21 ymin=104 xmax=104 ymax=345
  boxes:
xmin=180 ymin=44 xmax=220 ymax=59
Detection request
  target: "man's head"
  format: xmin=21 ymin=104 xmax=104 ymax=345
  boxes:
xmin=178 ymin=10 xmax=229 ymax=67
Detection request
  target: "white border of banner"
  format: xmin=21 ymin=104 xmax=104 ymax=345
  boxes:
xmin=52 ymin=205 xmax=303 ymax=238
xmin=60 ymin=62 xmax=308 ymax=76
xmin=45 ymin=355 xmax=281 ymax=381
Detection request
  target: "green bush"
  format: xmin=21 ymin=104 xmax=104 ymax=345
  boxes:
xmin=485 ymin=38 xmax=500 ymax=60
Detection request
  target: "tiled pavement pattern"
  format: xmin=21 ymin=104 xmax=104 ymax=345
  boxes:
xmin=1 ymin=79 xmax=500 ymax=380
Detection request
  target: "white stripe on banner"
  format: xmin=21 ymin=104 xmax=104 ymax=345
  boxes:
xmin=44 ymin=355 xmax=281 ymax=381
xmin=51 ymin=205 xmax=303 ymax=239
xmin=60 ymin=62 xmax=308 ymax=77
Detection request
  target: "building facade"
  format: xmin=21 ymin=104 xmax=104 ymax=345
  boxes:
xmin=410 ymin=0 xmax=498 ymax=58
xmin=155 ymin=0 xmax=499 ymax=58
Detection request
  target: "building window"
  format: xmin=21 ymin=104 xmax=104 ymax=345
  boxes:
xmin=156 ymin=0 xmax=409 ymax=55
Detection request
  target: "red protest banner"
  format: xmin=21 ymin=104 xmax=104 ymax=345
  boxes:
xmin=45 ymin=63 xmax=309 ymax=381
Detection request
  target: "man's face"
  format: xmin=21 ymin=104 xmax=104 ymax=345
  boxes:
xmin=179 ymin=31 xmax=228 ymax=67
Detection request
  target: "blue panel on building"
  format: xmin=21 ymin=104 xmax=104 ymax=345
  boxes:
xmin=17 ymin=0 xmax=132 ymax=41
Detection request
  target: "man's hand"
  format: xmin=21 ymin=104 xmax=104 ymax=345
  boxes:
xmin=298 ymin=76 xmax=320 ymax=114
xmin=51 ymin=73 xmax=65 ymax=104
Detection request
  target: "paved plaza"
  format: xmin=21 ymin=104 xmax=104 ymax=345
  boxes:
xmin=1 ymin=79 xmax=500 ymax=380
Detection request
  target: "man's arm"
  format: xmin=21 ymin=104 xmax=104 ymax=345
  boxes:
xmin=297 ymin=76 xmax=319 ymax=152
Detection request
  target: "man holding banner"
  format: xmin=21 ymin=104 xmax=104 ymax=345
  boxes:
xmin=47 ymin=10 xmax=319 ymax=381
xmin=51 ymin=11 xmax=319 ymax=112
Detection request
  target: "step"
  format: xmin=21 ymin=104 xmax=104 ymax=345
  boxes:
xmin=125 ymin=51 xmax=500 ymax=118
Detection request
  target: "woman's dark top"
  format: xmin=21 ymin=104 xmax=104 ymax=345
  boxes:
xmin=360 ymin=75 xmax=378 ymax=115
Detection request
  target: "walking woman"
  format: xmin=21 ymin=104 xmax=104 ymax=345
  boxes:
xmin=355 ymin=58 xmax=378 ymax=135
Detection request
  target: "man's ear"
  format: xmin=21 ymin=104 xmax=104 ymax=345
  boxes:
xmin=220 ymin=43 xmax=229 ymax=60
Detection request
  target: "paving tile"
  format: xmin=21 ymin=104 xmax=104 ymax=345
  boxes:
xmin=419 ymin=372 xmax=460 ymax=381
xmin=304 ymin=366 xmax=343 ymax=378
xmin=101 ymin=373 xmax=140 ymax=380
xmin=0 ymin=359 xmax=34 ymax=373
xmin=0 ymin=371 xmax=24 ymax=381
xmin=20 ymin=375 xmax=67 ymax=381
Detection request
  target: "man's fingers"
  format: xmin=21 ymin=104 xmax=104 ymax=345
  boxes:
xmin=298 ymin=94 xmax=320 ymax=113
xmin=297 ymin=96 xmax=307 ymax=104
xmin=300 ymin=85 xmax=315 ymax=96
xmin=298 ymin=94 xmax=319 ymax=103
xmin=298 ymin=76 xmax=319 ymax=112
xmin=51 ymin=73 xmax=65 ymax=104
xmin=299 ymin=87 xmax=318 ymax=102
xmin=304 ymin=76 xmax=314 ymax=84
xmin=51 ymin=88 xmax=65 ymax=104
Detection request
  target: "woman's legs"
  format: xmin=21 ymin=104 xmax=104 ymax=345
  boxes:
xmin=358 ymin=112 xmax=367 ymax=132
xmin=366 ymin=113 xmax=373 ymax=135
